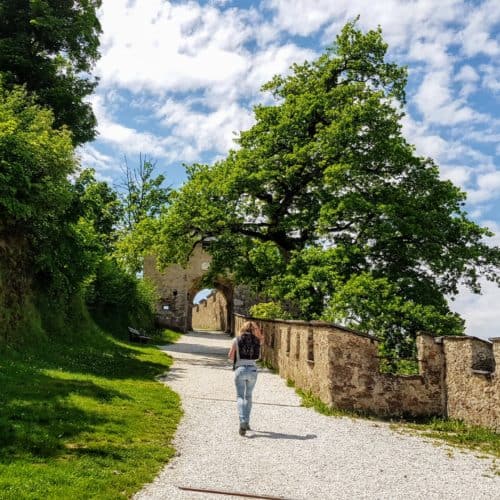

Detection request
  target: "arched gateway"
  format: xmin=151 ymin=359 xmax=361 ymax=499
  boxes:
xmin=143 ymin=245 xmax=233 ymax=333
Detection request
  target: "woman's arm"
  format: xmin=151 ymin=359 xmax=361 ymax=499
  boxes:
xmin=228 ymin=343 xmax=236 ymax=361
xmin=253 ymin=324 xmax=264 ymax=344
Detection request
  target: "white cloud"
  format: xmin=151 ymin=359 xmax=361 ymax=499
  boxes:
xmin=96 ymin=0 xmax=256 ymax=94
xmin=468 ymin=170 xmax=500 ymax=204
xmin=450 ymin=280 xmax=500 ymax=340
xmin=480 ymin=64 xmax=500 ymax=93
xmin=456 ymin=65 xmax=479 ymax=83
xmin=90 ymin=94 xmax=170 ymax=159
xmin=458 ymin=0 xmax=500 ymax=58
xmin=440 ymin=165 xmax=473 ymax=189
xmin=267 ymin=0 xmax=463 ymax=57
xmin=93 ymin=0 xmax=319 ymax=166
xmin=77 ymin=144 xmax=116 ymax=176
xmin=414 ymin=70 xmax=485 ymax=126
xmin=264 ymin=0 xmax=343 ymax=37
xmin=157 ymin=98 xmax=254 ymax=156
xmin=455 ymin=64 xmax=480 ymax=97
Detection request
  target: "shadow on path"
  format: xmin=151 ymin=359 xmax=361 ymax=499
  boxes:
xmin=160 ymin=342 xmax=229 ymax=358
xmin=246 ymin=431 xmax=317 ymax=441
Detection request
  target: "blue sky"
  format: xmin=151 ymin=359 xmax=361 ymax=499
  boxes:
xmin=81 ymin=0 xmax=500 ymax=340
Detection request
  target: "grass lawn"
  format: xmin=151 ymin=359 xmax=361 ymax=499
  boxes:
xmin=0 ymin=328 xmax=183 ymax=499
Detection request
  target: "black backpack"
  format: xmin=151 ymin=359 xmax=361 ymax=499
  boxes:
xmin=237 ymin=332 xmax=260 ymax=360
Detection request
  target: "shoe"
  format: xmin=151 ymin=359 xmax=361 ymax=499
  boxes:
xmin=239 ymin=423 xmax=246 ymax=436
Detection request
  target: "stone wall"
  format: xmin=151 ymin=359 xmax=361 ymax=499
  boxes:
xmin=443 ymin=336 xmax=499 ymax=431
xmin=192 ymin=290 xmax=227 ymax=331
xmin=235 ymin=315 xmax=445 ymax=418
xmin=144 ymin=246 xmax=213 ymax=331
xmin=235 ymin=315 xmax=499 ymax=430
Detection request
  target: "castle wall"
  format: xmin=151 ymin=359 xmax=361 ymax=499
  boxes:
xmin=443 ymin=336 xmax=499 ymax=431
xmin=145 ymin=246 xmax=499 ymax=430
xmin=192 ymin=290 xmax=227 ymax=331
xmin=144 ymin=247 xmax=212 ymax=331
xmin=234 ymin=315 xmax=444 ymax=418
xmin=235 ymin=315 xmax=499 ymax=430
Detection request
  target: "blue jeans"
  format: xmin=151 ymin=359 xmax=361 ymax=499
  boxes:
xmin=234 ymin=365 xmax=258 ymax=424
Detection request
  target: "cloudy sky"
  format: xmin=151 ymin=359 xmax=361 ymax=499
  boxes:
xmin=81 ymin=0 xmax=500 ymax=340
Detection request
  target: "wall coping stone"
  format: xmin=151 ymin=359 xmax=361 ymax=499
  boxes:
xmin=235 ymin=314 xmax=448 ymax=344
xmin=441 ymin=335 xmax=493 ymax=345
xmin=234 ymin=313 xmax=377 ymax=341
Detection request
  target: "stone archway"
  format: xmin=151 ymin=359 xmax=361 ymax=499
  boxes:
xmin=189 ymin=281 xmax=233 ymax=333
xmin=143 ymin=245 xmax=233 ymax=333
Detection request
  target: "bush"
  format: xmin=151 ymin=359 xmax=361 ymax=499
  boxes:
xmin=249 ymin=301 xmax=291 ymax=320
xmin=85 ymin=257 xmax=157 ymax=337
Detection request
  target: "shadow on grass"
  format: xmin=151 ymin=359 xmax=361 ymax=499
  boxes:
xmin=0 ymin=331 xmax=171 ymax=461
xmin=0 ymin=368 xmax=127 ymax=459
xmin=29 ymin=334 xmax=171 ymax=381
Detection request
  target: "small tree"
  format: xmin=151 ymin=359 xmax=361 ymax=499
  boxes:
xmin=73 ymin=168 xmax=123 ymax=251
xmin=117 ymin=154 xmax=170 ymax=231
xmin=115 ymin=155 xmax=171 ymax=272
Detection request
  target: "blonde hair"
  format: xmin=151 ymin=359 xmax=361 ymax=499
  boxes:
xmin=239 ymin=321 xmax=255 ymax=336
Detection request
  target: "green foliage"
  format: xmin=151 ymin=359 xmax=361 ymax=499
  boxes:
xmin=0 ymin=84 xmax=75 ymax=233
xmin=0 ymin=321 xmax=182 ymax=498
xmin=0 ymin=0 xmax=102 ymax=144
xmin=115 ymin=155 xmax=171 ymax=272
xmin=154 ymin=21 xmax=500 ymax=355
xmin=322 ymin=272 xmax=463 ymax=358
xmin=249 ymin=301 xmax=291 ymax=320
xmin=85 ymin=257 xmax=158 ymax=337
xmin=119 ymin=155 xmax=171 ymax=231
xmin=115 ymin=216 xmax=163 ymax=274
xmin=296 ymin=387 xmax=362 ymax=419
xmin=156 ymin=328 xmax=182 ymax=344
xmin=73 ymin=168 xmax=123 ymax=252
xmin=0 ymin=83 xmax=96 ymax=328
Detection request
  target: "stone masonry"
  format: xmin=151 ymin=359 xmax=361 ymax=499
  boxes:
xmin=192 ymin=290 xmax=227 ymax=331
xmin=234 ymin=314 xmax=499 ymax=431
xmin=442 ymin=336 xmax=499 ymax=430
xmin=144 ymin=246 xmax=213 ymax=331
xmin=145 ymin=250 xmax=498 ymax=431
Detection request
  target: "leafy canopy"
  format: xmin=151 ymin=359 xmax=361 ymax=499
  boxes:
xmin=153 ymin=21 xmax=500 ymax=351
xmin=0 ymin=82 xmax=96 ymax=296
xmin=0 ymin=0 xmax=102 ymax=145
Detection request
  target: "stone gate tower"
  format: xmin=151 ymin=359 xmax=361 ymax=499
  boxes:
xmin=143 ymin=245 xmax=233 ymax=333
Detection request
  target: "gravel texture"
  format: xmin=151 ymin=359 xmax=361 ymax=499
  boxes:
xmin=134 ymin=331 xmax=500 ymax=500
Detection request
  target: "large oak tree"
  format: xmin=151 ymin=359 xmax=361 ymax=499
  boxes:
xmin=152 ymin=22 xmax=500 ymax=354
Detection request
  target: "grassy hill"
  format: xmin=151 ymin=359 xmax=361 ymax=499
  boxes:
xmin=0 ymin=321 xmax=182 ymax=499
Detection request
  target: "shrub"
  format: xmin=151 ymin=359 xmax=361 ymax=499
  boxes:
xmin=249 ymin=301 xmax=291 ymax=320
xmin=85 ymin=257 xmax=157 ymax=337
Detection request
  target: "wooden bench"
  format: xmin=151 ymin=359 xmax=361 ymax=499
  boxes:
xmin=128 ymin=326 xmax=152 ymax=344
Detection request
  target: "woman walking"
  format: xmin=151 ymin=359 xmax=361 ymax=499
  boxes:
xmin=228 ymin=321 xmax=264 ymax=436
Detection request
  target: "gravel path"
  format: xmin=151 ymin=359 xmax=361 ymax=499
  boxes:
xmin=134 ymin=331 xmax=499 ymax=500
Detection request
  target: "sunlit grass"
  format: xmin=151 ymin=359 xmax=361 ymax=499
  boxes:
xmin=153 ymin=328 xmax=182 ymax=344
xmin=0 ymin=328 xmax=182 ymax=499
xmin=392 ymin=418 xmax=500 ymax=461
xmin=290 ymin=380 xmax=499 ymax=462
